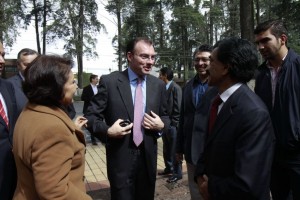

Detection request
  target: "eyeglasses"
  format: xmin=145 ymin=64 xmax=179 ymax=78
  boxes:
xmin=194 ymin=57 xmax=210 ymax=62
xmin=135 ymin=53 xmax=156 ymax=61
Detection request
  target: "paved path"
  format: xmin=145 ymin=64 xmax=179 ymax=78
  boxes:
xmin=73 ymin=101 xmax=190 ymax=200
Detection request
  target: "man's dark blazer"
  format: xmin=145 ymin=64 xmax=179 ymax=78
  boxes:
xmin=0 ymin=79 xmax=20 ymax=200
xmin=176 ymin=76 xmax=218 ymax=165
xmin=81 ymin=84 xmax=95 ymax=114
xmin=7 ymin=73 xmax=27 ymax=111
xmin=166 ymin=81 xmax=181 ymax=127
xmin=85 ymin=70 xmax=170 ymax=189
xmin=196 ymin=84 xmax=275 ymax=200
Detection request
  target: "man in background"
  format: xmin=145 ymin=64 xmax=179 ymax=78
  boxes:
xmin=7 ymin=48 xmax=38 ymax=110
xmin=254 ymin=19 xmax=300 ymax=200
xmin=176 ymin=44 xmax=213 ymax=199
xmin=0 ymin=41 xmax=21 ymax=200
xmin=81 ymin=74 xmax=99 ymax=145
xmin=158 ymin=67 xmax=182 ymax=183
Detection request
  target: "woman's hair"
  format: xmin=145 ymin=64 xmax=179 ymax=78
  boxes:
xmin=23 ymin=55 xmax=73 ymax=107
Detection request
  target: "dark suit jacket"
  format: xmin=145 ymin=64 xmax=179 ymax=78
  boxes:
xmin=81 ymin=84 xmax=95 ymax=114
xmin=176 ymin=76 xmax=218 ymax=165
xmin=196 ymin=84 xmax=275 ymax=200
xmin=85 ymin=70 xmax=170 ymax=189
xmin=7 ymin=73 xmax=27 ymax=111
xmin=0 ymin=79 xmax=20 ymax=200
xmin=166 ymin=81 xmax=182 ymax=128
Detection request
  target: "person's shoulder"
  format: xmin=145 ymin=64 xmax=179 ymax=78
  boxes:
xmin=0 ymin=78 xmax=14 ymax=88
xmin=102 ymin=71 xmax=125 ymax=81
xmin=172 ymin=81 xmax=182 ymax=90
xmin=7 ymin=74 xmax=21 ymax=82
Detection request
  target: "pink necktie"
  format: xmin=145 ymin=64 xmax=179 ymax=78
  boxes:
xmin=133 ymin=78 xmax=143 ymax=146
xmin=208 ymin=95 xmax=222 ymax=134
xmin=0 ymin=99 xmax=9 ymax=127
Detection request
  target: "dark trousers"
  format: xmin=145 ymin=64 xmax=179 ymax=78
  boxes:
xmin=110 ymin=148 xmax=155 ymax=200
xmin=162 ymin=126 xmax=177 ymax=173
xmin=162 ymin=125 xmax=182 ymax=177
xmin=270 ymin=160 xmax=300 ymax=200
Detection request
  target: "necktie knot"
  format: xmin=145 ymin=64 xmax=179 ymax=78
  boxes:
xmin=212 ymin=95 xmax=222 ymax=107
xmin=208 ymin=95 xmax=222 ymax=134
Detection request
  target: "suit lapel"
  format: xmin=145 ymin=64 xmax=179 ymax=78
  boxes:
xmin=117 ymin=71 xmax=134 ymax=121
xmin=146 ymin=76 xmax=154 ymax=113
xmin=205 ymin=86 xmax=243 ymax=146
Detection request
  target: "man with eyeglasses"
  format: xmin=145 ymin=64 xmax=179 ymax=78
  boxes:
xmin=176 ymin=44 xmax=218 ymax=200
xmin=85 ymin=37 xmax=169 ymax=200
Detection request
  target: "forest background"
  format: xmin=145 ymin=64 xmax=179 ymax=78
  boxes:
xmin=1 ymin=0 xmax=299 ymax=88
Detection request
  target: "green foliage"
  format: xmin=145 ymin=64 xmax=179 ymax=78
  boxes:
xmin=0 ymin=0 xmax=24 ymax=46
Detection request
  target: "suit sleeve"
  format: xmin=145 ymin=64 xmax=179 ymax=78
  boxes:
xmin=208 ymin=109 xmax=275 ymax=199
xmin=171 ymin=85 xmax=182 ymax=128
xmin=176 ymin=85 xmax=186 ymax=154
xmin=84 ymin=78 xmax=109 ymax=142
xmin=159 ymin=81 xmax=171 ymax=136
xmin=81 ymin=87 xmax=89 ymax=101
xmin=30 ymin=125 xmax=92 ymax=200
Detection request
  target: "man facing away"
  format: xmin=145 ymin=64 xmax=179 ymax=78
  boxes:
xmin=176 ymin=44 xmax=214 ymax=200
xmin=0 ymin=41 xmax=21 ymax=200
xmin=254 ymin=19 xmax=300 ymax=200
xmin=81 ymin=74 xmax=99 ymax=145
xmin=7 ymin=48 xmax=38 ymax=110
xmin=85 ymin=37 xmax=170 ymax=200
xmin=195 ymin=37 xmax=275 ymax=200
xmin=158 ymin=67 xmax=182 ymax=183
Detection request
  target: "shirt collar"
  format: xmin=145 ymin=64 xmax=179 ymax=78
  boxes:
xmin=128 ymin=67 xmax=146 ymax=83
xmin=219 ymin=83 xmax=242 ymax=103
xmin=166 ymin=80 xmax=172 ymax=89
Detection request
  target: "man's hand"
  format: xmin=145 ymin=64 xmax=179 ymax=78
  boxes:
xmin=107 ymin=119 xmax=133 ymax=138
xmin=197 ymin=175 xmax=210 ymax=200
xmin=74 ymin=116 xmax=88 ymax=129
xmin=143 ymin=111 xmax=164 ymax=131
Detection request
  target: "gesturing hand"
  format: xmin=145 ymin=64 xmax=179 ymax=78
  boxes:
xmin=107 ymin=119 xmax=133 ymax=138
xmin=143 ymin=111 xmax=164 ymax=131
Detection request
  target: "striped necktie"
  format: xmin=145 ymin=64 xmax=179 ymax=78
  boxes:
xmin=0 ymin=99 xmax=9 ymax=127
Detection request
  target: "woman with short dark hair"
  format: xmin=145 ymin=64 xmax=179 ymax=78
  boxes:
xmin=13 ymin=55 xmax=92 ymax=200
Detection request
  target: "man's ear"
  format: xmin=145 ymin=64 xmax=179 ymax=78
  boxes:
xmin=127 ymin=52 xmax=133 ymax=62
xmin=280 ymin=34 xmax=288 ymax=45
xmin=221 ymin=64 xmax=230 ymax=76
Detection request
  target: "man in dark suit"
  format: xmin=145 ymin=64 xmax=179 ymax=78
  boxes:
xmin=85 ymin=37 xmax=169 ymax=200
xmin=195 ymin=38 xmax=275 ymax=200
xmin=158 ymin=67 xmax=182 ymax=182
xmin=176 ymin=44 xmax=214 ymax=200
xmin=0 ymin=41 xmax=21 ymax=200
xmin=81 ymin=74 xmax=99 ymax=145
xmin=7 ymin=48 xmax=38 ymax=110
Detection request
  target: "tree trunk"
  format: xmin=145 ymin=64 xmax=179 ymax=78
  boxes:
xmin=33 ymin=0 xmax=41 ymax=54
xmin=240 ymin=0 xmax=254 ymax=41
xmin=42 ymin=0 xmax=47 ymax=54
xmin=77 ymin=0 xmax=84 ymax=88
xmin=117 ymin=0 xmax=122 ymax=71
